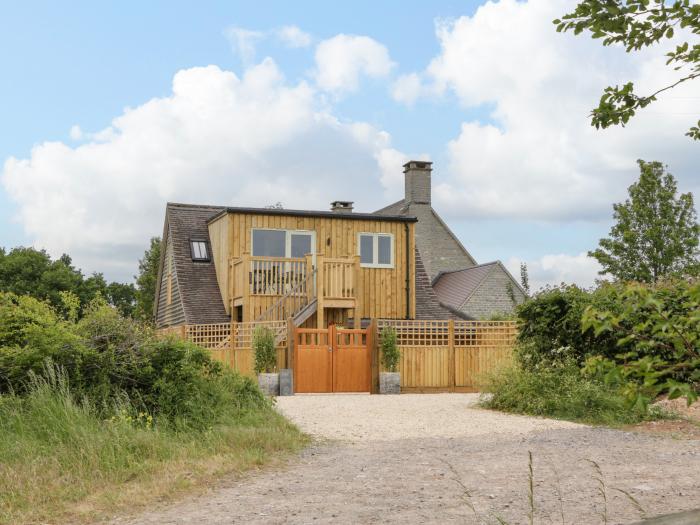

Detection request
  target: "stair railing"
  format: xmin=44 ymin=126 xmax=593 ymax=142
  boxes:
xmin=255 ymin=266 xmax=318 ymax=323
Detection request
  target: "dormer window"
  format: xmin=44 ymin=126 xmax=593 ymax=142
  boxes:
xmin=190 ymin=240 xmax=210 ymax=261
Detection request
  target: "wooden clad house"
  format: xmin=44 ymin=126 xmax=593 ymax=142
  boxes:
xmin=154 ymin=160 xmax=525 ymax=331
xmin=155 ymin=201 xmax=417 ymax=330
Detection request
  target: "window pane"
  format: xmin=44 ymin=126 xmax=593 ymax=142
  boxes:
xmin=378 ymin=236 xmax=391 ymax=265
xmin=252 ymin=229 xmax=285 ymax=257
xmin=191 ymin=241 xmax=208 ymax=260
xmin=360 ymin=235 xmax=374 ymax=264
xmin=290 ymin=233 xmax=312 ymax=258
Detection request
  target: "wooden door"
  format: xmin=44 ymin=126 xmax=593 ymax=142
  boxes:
xmin=294 ymin=326 xmax=370 ymax=393
xmin=294 ymin=329 xmax=332 ymax=393
xmin=332 ymin=327 xmax=370 ymax=392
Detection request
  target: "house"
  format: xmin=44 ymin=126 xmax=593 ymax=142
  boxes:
xmin=154 ymin=161 xmax=525 ymax=329
xmin=376 ymin=161 xmax=526 ymax=319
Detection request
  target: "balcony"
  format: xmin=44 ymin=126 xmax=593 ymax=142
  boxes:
xmin=228 ymin=254 xmax=361 ymax=322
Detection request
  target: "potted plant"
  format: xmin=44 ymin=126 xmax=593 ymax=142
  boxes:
xmin=379 ymin=326 xmax=401 ymax=394
xmin=253 ymin=325 xmax=279 ymax=396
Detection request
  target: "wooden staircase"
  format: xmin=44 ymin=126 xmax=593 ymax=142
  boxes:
xmin=254 ymin=267 xmax=318 ymax=343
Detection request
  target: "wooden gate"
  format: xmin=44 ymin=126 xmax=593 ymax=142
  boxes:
xmin=294 ymin=326 xmax=370 ymax=393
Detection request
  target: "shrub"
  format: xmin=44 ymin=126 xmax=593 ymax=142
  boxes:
xmin=515 ymin=284 xmax=618 ymax=370
xmin=480 ymin=361 xmax=655 ymax=425
xmin=0 ymin=293 xmax=270 ymax=429
xmin=380 ymin=327 xmax=400 ymax=372
xmin=253 ymin=325 xmax=277 ymax=374
xmin=583 ymin=279 xmax=700 ymax=408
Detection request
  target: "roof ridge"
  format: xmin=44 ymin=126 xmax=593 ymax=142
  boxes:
xmin=167 ymin=202 xmax=227 ymax=210
xmin=436 ymin=261 xmax=500 ymax=277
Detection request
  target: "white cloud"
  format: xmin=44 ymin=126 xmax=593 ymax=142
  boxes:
xmin=390 ymin=73 xmax=424 ymax=106
xmin=314 ymin=34 xmax=395 ymax=94
xmin=69 ymin=125 xmax=83 ymax=141
xmin=276 ymin=25 xmax=312 ymax=48
xmin=223 ymin=26 xmax=265 ymax=64
xmin=401 ymin=0 xmax=699 ymax=221
xmin=506 ymin=253 xmax=602 ymax=291
xmin=2 ymin=61 xmax=405 ymax=281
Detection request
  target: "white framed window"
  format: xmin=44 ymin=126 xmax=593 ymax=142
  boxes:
xmin=357 ymin=232 xmax=394 ymax=268
xmin=251 ymin=228 xmax=315 ymax=258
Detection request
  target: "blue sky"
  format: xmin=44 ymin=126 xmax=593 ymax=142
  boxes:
xmin=2 ymin=0 xmax=697 ymax=287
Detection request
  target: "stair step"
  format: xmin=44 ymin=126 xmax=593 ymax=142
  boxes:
xmin=292 ymin=299 xmax=318 ymax=327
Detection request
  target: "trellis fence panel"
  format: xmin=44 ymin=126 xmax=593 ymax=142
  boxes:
xmin=377 ymin=319 xmax=517 ymax=392
xmin=157 ymin=321 xmax=287 ymax=377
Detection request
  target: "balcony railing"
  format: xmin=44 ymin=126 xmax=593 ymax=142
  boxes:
xmin=229 ymin=254 xmax=361 ymax=317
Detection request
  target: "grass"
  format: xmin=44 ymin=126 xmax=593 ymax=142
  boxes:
xmin=478 ymin=362 xmax=666 ymax=426
xmin=0 ymin=373 xmax=307 ymax=525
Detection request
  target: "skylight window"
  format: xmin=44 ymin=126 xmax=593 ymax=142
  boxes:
xmin=190 ymin=240 xmax=210 ymax=261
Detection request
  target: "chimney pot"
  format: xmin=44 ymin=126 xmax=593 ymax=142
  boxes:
xmin=403 ymin=160 xmax=432 ymax=204
xmin=330 ymin=200 xmax=354 ymax=213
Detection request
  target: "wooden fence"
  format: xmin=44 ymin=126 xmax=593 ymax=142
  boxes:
xmin=158 ymin=318 xmax=517 ymax=392
xmin=376 ymin=319 xmax=517 ymax=392
xmin=157 ymin=320 xmax=288 ymax=378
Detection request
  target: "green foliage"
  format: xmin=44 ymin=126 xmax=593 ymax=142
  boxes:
xmin=0 ymin=365 xmax=304 ymax=524
xmin=481 ymin=361 xmax=656 ymax=426
xmin=515 ymin=284 xmax=618 ymax=370
xmin=134 ymin=237 xmax=161 ymax=321
xmin=0 ymin=291 xmax=269 ymax=429
xmin=582 ymin=279 xmax=700 ymax=409
xmin=253 ymin=325 xmax=277 ymax=374
xmin=380 ymin=326 xmax=400 ymax=372
xmin=0 ymin=247 xmax=135 ymax=317
xmin=520 ymin=262 xmax=530 ymax=296
xmin=589 ymin=160 xmax=700 ymax=283
xmin=554 ymin=0 xmax=700 ymax=139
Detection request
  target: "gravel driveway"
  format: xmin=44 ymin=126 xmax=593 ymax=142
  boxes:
xmin=113 ymin=394 xmax=700 ymax=525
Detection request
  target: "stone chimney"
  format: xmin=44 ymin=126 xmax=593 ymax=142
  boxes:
xmin=330 ymin=200 xmax=354 ymax=213
xmin=404 ymin=160 xmax=432 ymax=205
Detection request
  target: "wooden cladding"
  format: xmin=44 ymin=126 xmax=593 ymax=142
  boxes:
xmin=377 ymin=319 xmax=517 ymax=392
xmin=322 ymin=258 xmax=357 ymax=300
xmin=209 ymin=211 xmax=415 ymax=321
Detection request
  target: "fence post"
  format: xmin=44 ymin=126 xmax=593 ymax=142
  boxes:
xmin=286 ymin=317 xmax=294 ymax=370
xmin=180 ymin=324 xmax=187 ymax=340
xmin=229 ymin=320 xmax=238 ymax=372
xmin=242 ymin=252 xmax=251 ymax=322
xmin=353 ymin=254 xmax=362 ymax=330
xmin=369 ymin=319 xmax=379 ymax=394
xmin=448 ymin=319 xmax=455 ymax=391
xmin=316 ymin=253 xmax=325 ymax=329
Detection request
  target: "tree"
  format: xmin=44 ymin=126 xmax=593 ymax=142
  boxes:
xmin=520 ymin=263 xmax=531 ymax=296
xmin=134 ymin=237 xmax=161 ymax=321
xmin=555 ymin=0 xmax=700 ymax=140
xmin=589 ymin=160 xmax=699 ymax=282
xmin=0 ymin=247 xmax=83 ymax=308
xmin=106 ymin=282 xmax=137 ymax=318
xmin=0 ymin=247 xmax=135 ymax=316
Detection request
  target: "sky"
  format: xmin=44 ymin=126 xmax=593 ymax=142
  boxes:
xmin=1 ymin=0 xmax=698 ymax=290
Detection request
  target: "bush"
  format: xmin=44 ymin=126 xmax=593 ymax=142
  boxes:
xmin=583 ymin=279 xmax=700 ymax=408
xmin=515 ymin=284 xmax=618 ymax=370
xmin=253 ymin=325 xmax=277 ymax=374
xmin=0 ymin=292 xmax=270 ymax=429
xmin=480 ymin=361 xmax=655 ymax=425
xmin=380 ymin=327 xmax=400 ymax=372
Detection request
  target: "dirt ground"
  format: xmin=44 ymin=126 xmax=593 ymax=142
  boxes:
xmin=110 ymin=394 xmax=700 ymax=525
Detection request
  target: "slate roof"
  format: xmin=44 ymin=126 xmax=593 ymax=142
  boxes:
xmin=432 ymin=261 xmax=523 ymax=310
xmin=414 ymin=249 xmax=472 ymax=320
xmin=156 ymin=203 xmax=229 ymax=325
